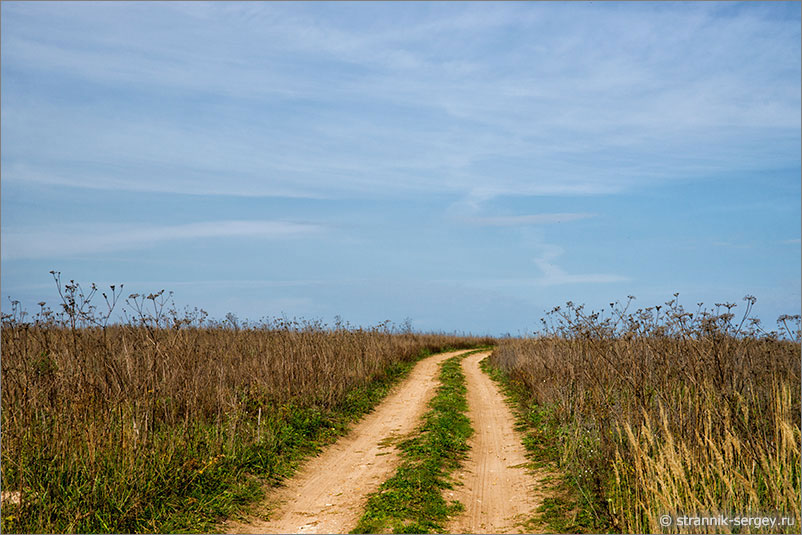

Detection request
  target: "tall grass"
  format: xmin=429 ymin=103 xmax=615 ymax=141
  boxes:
xmin=0 ymin=274 xmax=492 ymax=533
xmin=491 ymin=296 xmax=800 ymax=533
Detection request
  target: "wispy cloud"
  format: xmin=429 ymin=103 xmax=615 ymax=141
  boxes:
xmin=1 ymin=2 xmax=798 ymax=200
xmin=2 ymin=220 xmax=323 ymax=260
xmin=0 ymin=3 xmax=798 ymax=334
xmin=532 ymin=243 xmax=628 ymax=286
xmin=464 ymin=212 xmax=595 ymax=226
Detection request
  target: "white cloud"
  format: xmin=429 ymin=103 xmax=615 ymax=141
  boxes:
xmin=531 ymin=243 xmax=629 ymax=286
xmin=1 ymin=220 xmax=323 ymax=260
xmin=1 ymin=2 xmax=799 ymax=201
xmin=464 ymin=212 xmax=596 ymax=226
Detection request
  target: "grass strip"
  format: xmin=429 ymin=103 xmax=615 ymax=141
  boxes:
xmin=2 ymin=346 xmax=476 ymax=534
xmin=479 ymin=356 xmax=607 ymax=534
xmin=351 ymin=350 xmax=482 ymax=534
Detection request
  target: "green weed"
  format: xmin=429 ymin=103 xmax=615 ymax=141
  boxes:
xmin=352 ymin=352 xmax=477 ymax=534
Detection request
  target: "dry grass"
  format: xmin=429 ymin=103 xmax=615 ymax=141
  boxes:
xmin=491 ymin=296 xmax=801 ymax=533
xmin=0 ymin=274 xmax=492 ymax=532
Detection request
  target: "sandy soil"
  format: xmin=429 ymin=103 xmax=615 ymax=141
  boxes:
xmin=446 ymin=351 xmax=549 ymax=534
xmin=225 ymin=349 xmax=469 ymax=535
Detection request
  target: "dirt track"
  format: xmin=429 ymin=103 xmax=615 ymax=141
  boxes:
xmin=226 ymin=349 xmax=466 ymax=535
xmin=447 ymin=351 xmax=547 ymax=534
xmin=226 ymin=349 xmax=546 ymax=534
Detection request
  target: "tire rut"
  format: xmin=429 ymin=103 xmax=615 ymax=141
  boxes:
xmin=447 ymin=351 xmax=550 ymax=534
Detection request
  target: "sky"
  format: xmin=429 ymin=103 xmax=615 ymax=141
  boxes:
xmin=1 ymin=1 xmax=800 ymax=336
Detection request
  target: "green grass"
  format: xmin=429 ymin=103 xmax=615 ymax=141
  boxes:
xmin=1 ymin=348 xmax=451 ymax=534
xmin=479 ymin=356 xmax=607 ymax=534
xmin=351 ymin=350 xmax=482 ymax=534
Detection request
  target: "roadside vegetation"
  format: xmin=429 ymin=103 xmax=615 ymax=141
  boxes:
xmin=0 ymin=273 xmax=492 ymax=533
xmin=479 ymin=358 xmax=596 ymax=533
xmin=352 ymin=350 xmax=481 ymax=534
xmin=488 ymin=296 xmax=801 ymax=534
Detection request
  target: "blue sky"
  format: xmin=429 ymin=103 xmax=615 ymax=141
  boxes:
xmin=2 ymin=1 xmax=800 ymax=335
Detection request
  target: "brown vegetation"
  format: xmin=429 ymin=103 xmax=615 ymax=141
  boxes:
xmin=0 ymin=274 xmax=491 ymax=532
xmin=491 ymin=296 xmax=801 ymax=533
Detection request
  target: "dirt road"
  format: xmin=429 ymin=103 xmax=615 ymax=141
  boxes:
xmin=447 ymin=351 xmax=546 ymax=534
xmin=226 ymin=349 xmax=547 ymax=534
xmin=226 ymin=349 xmax=468 ymax=535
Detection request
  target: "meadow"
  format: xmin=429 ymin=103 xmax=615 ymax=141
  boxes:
xmin=489 ymin=296 xmax=801 ymax=533
xmin=0 ymin=274 xmax=491 ymax=533
xmin=2 ymin=274 xmax=799 ymax=534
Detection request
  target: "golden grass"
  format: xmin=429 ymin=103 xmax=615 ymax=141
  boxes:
xmin=491 ymin=297 xmax=801 ymax=533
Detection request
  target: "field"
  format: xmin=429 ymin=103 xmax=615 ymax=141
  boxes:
xmin=0 ymin=279 xmax=491 ymax=533
xmin=488 ymin=297 xmax=801 ymax=533
xmin=3 ymin=2 xmax=800 ymax=534
xmin=1 ymin=280 xmax=800 ymax=534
